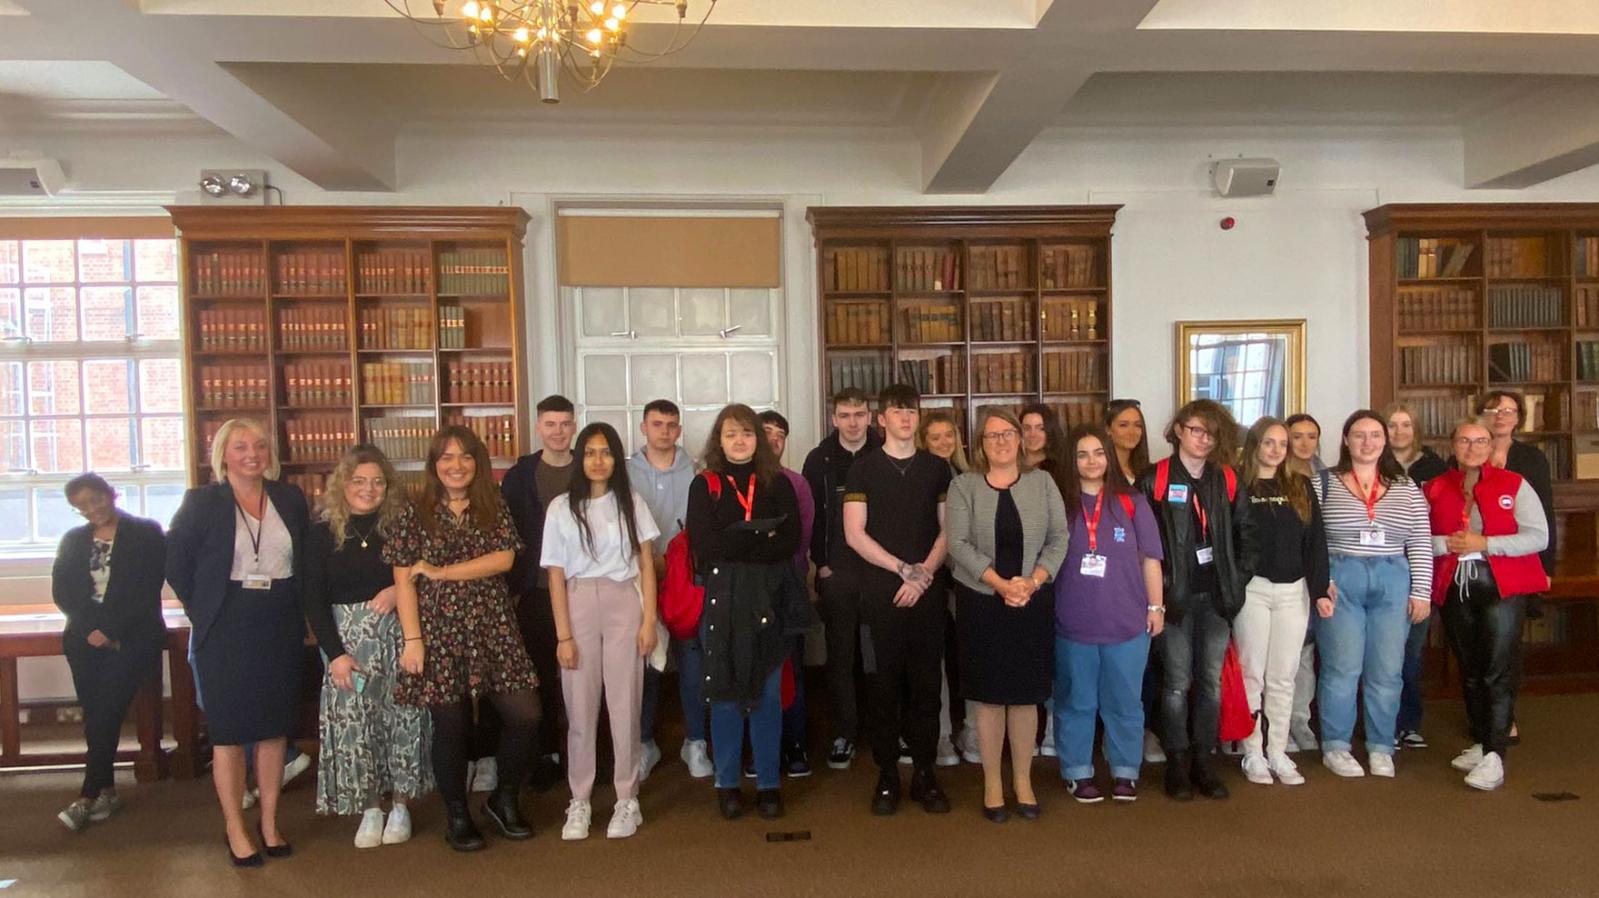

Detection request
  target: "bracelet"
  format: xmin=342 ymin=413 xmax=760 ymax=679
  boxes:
xmin=1147 ymin=605 xmax=1165 ymax=614
xmin=404 ymin=636 xmax=423 ymax=642
xmin=558 ymin=636 xmax=574 ymax=644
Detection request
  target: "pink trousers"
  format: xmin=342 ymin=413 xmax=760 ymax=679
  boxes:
xmin=561 ymin=577 xmax=645 ymax=802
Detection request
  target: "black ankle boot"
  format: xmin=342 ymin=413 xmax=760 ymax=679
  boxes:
xmin=1191 ymin=749 xmax=1229 ymax=800
xmin=717 ymin=787 xmax=745 ymax=820
xmin=483 ymin=787 xmax=533 ymax=840
xmin=1164 ymin=750 xmax=1194 ymax=801
xmin=871 ymin=768 xmax=901 ymax=816
xmin=909 ymin=766 xmax=951 ymax=814
xmin=444 ymin=801 xmax=486 ymax=852
xmin=755 ymin=788 xmax=784 ymax=819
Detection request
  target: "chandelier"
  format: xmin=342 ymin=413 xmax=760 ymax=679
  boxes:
xmin=385 ymin=0 xmax=718 ymax=104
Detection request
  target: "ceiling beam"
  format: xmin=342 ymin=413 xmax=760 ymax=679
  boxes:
xmin=1464 ymin=79 xmax=1599 ymax=188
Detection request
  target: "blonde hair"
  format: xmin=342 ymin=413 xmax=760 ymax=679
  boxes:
xmin=969 ymin=406 xmax=1031 ymax=474
xmin=916 ymin=409 xmax=970 ymax=473
xmin=210 ymin=417 xmax=280 ymax=483
xmin=322 ymin=444 xmax=406 ymax=549
xmin=1381 ymin=401 xmax=1418 ymax=427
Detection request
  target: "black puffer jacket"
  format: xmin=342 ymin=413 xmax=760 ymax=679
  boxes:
xmin=1136 ymin=458 xmax=1258 ymax=623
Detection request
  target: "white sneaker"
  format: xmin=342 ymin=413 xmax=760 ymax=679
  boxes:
xmin=241 ymin=787 xmax=258 ymax=810
xmin=382 ymin=804 xmax=412 ymax=844
xmin=606 ymin=798 xmax=642 ymax=839
xmin=955 ymin=727 xmax=982 ymax=764
xmin=1368 ymin=752 xmax=1395 ymax=778
xmin=354 ymin=808 xmax=385 ymax=849
xmin=282 ymin=751 xmax=313 ymax=786
xmin=1143 ymin=730 xmax=1166 ymax=764
xmin=935 ymin=735 xmax=961 ymax=768
xmin=1267 ymin=752 xmax=1305 ymax=786
xmin=1241 ymin=753 xmax=1273 ymax=785
xmin=1451 ymin=743 xmax=1485 ymax=772
xmin=561 ymin=799 xmax=592 ymax=841
xmin=88 ymin=790 xmax=120 ymax=822
xmin=471 ymin=757 xmax=498 ymax=793
xmin=1322 ymin=750 xmax=1366 ymax=778
xmin=1221 ymin=740 xmax=1245 ymax=757
xmin=1464 ymin=751 xmax=1504 ymax=791
xmin=638 ymin=740 xmax=662 ymax=782
xmin=1039 ymin=718 xmax=1057 ymax=757
xmin=680 ymin=739 xmax=714 ymax=779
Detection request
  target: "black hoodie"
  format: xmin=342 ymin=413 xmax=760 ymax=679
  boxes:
xmin=800 ymin=427 xmax=883 ymax=572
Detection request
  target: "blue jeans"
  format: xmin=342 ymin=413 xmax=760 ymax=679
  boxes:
xmin=1054 ymin=633 xmax=1148 ymax=781
xmin=1397 ymin=611 xmax=1432 ymax=733
xmin=1316 ymin=554 xmax=1411 ymax=755
xmin=674 ymin=637 xmax=707 ymax=742
xmin=710 ymin=666 xmax=783 ymax=789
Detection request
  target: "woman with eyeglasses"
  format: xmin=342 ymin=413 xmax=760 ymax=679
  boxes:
xmin=1423 ymin=419 xmax=1547 ymax=791
xmin=1104 ymin=399 xmax=1150 ymax=486
xmin=1384 ymin=402 xmax=1447 ymax=752
xmin=917 ymin=409 xmax=975 ymax=766
xmin=1313 ymin=410 xmax=1431 ymax=780
xmin=1282 ymin=412 xmax=1327 ymax=754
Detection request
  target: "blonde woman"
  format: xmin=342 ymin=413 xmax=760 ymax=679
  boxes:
xmin=917 ymin=409 xmax=970 ymax=476
xmin=167 ymin=418 xmax=309 ymax=867
xmin=302 ymin=445 xmax=433 ymax=848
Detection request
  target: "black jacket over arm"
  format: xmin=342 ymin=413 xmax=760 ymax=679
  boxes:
xmin=1506 ymin=440 xmax=1557 ymax=576
xmin=500 ymin=449 xmax=550 ymax=596
xmin=1136 ymin=460 xmax=1258 ymax=622
xmin=52 ymin=513 xmax=167 ymax=643
xmin=165 ymin=479 xmax=308 ymax=650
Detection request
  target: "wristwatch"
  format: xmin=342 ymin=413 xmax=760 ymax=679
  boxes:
xmin=1147 ymin=605 xmax=1166 ymax=614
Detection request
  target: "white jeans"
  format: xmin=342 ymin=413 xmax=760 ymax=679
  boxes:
xmin=1234 ymin=577 xmax=1311 ymax=757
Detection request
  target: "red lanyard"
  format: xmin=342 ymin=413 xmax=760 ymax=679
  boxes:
xmin=1352 ymin=475 xmax=1382 ymax=525
xmin=1193 ymin=497 xmax=1209 ymax=543
xmin=727 ymin=474 xmax=757 ymax=522
xmin=1082 ymin=491 xmax=1105 ymax=554
xmin=1460 ymin=477 xmax=1475 ymax=531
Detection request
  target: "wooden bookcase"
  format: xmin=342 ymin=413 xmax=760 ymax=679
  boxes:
xmin=806 ymin=206 xmax=1120 ymax=435
xmin=1366 ymin=202 xmax=1599 ymax=694
xmin=167 ymin=206 xmax=531 ymax=503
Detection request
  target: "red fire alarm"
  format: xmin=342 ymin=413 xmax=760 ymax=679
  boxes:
xmin=1220 ymin=216 xmax=1236 ymax=230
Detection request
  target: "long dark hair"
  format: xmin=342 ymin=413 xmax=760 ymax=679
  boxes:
xmin=1241 ymin=417 xmax=1312 ymax=524
xmin=1104 ymin=398 xmax=1150 ymax=480
xmin=1332 ymin=409 xmax=1406 ymax=486
xmin=566 ymin=422 xmax=642 ymax=561
xmin=415 ymin=425 xmax=502 ymax=535
xmin=1060 ymin=424 xmax=1132 ymax=517
xmin=1020 ymin=402 xmax=1066 ymax=472
xmin=700 ymin=403 xmax=782 ymax=485
xmin=1164 ymin=399 xmax=1239 ymax=468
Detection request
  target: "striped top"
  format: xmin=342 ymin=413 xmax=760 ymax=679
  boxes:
xmin=1317 ymin=472 xmax=1432 ymax=602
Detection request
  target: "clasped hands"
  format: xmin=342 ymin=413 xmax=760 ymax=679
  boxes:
xmin=893 ymin=560 xmax=934 ymax=607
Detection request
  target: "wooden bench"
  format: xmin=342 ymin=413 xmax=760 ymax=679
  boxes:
xmin=0 ymin=606 xmax=202 ymax=782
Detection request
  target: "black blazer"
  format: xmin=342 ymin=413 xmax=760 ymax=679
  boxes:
xmin=501 ymin=449 xmax=553 ymax=596
xmin=1506 ymin=440 xmax=1557 ymax=576
xmin=165 ymin=479 xmax=309 ymax=649
xmin=52 ymin=513 xmax=167 ymax=643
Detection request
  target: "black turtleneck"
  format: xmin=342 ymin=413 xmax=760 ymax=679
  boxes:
xmin=686 ymin=460 xmax=801 ymax=569
xmin=299 ymin=511 xmax=392 ymax=661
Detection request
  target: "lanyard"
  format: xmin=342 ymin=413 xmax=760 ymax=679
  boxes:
xmin=1460 ymin=477 xmax=1476 ymax=532
xmin=1082 ymin=490 xmax=1105 ymax=554
xmin=727 ymin=474 xmax=757 ymax=522
xmin=235 ymin=490 xmax=266 ymax=563
xmin=1193 ymin=495 xmax=1209 ymax=543
xmin=1352 ymin=475 xmax=1382 ymax=526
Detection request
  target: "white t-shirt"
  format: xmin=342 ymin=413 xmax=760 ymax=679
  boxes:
xmin=540 ymin=489 xmax=661 ymax=582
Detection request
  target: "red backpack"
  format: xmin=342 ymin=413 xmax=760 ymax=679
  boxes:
xmin=1151 ymin=457 xmax=1237 ymax=503
xmin=660 ymin=472 xmax=721 ymax=641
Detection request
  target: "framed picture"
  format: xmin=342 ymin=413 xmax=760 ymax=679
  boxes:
xmin=1175 ymin=319 xmax=1306 ymax=422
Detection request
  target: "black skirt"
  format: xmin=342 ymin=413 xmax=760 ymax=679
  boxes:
xmin=955 ymin=580 xmax=1055 ymax=706
xmin=190 ymin=580 xmax=304 ymax=745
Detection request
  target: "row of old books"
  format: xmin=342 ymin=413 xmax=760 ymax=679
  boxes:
xmin=1577 ymin=342 xmax=1599 ymax=381
xmin=196 ymin=308 xmax=267 ymax=351
xmin=967 ymin=246 xmax=1028 ymax=291
xmin=1397 ymin=287 xmax=1476 ymax=331
xmin=1399 ymin=393 xmax=1474 ymax=437
xmin=1576 ymin=285 xmax=1599 ymax=328
xmin=1043 ymin=348 xmax=1103 ymax=393
xmin=825 ymin=300 xmax=889 ymax=345
xmin=827 ymin=353 xmax=894 ymax=397
xmin=359 ymin=307 xmax=433 ymax=350
xmin=897 ymin=247 xmax=960 ymax=292
xmin=1531 ymin=436 xmax=1568 ymax=479
xmin=283 ymin=363 xmax=352 ymax=406
xmin=438 ymin=306 xmax=469 ymax=349
xmin=361 ymin=362 xmax=435 ymax=406
xmin=1041 ymin=298 xmax=1101 ymax=341
xmin=356 ymin=250 xmax=431 ymax=294
xmin=896 ymin=354 xmax=965 ymax=395
xmin=1050 ymin=399 xmax=1102 ymax=429
xmin=198 ymin=365 xmax=269 ymax=409
xmin=1577 ymin=237 xmax=1599 ymax=279
xmin=1041 ymin=245 xmax=1099 ymax=289
xmin=970 ymin=298 xmax=1033 ymax=342
xmin=900 ymin=305 xmax=961 ymax=343
xmin=1487 ymin=285 xmax=1564 ymax=327
xmin=972 ymin=351 xmax=1033 ymax=394
xmin=367 ymin=415 xmax=436 ymax=461
xmin=1484 ymin=236 xmax=1551 ymax=278
xmin=438 ymin=249 xmax=510 ymax=295
xmin=193 ymin=251 xmax=267 ymax=296
xmin=1397 ymin=238 xmax=1474 ymax=279
xmin=1488 ymin=341 xmax=1562 ymax=383
xmin=823 ymin=247 xmax=891 ymax=293
xmin=444 ymin=361 xmax=515 ymax=404
xmin=1400 ymin=344 xmax=1477 ymax=386
xmin=1575 ymin=391 xmax=1599 ymax=430
xmin=284 ymin=472 xmax=329 ymax=502
xmin=275 ymin=252 xmax=347 ymax=295
xmin=284 ymin=416 xmax=356 ymax=462
xmin=280 ymin=306 xmax=347 ymax=351
xmin=446 ymin=413 xmax=517 ymax=459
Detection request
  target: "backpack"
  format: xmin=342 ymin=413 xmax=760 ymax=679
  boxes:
xmin=659 ymin=471 xmax=723 ymax=641
xmin=1151 ymin=457 xmax=1237 ymax=504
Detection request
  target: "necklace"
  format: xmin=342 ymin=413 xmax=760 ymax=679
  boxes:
xmin=350 ymin=516 xmax=379 ymax=549
xmin=887 ymin=453 xmax=916 ymax=476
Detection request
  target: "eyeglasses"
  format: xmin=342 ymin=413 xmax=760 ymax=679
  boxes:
xmin=1454 ymin=437 xmax=1491 ymax=448
xmin=1483 ymin=407 xmax=1520 ymax=418
xmin=1181 ymin=424 xmax=1214 ymax=440
xmin=982 ymin=431 xmax=1020 ymax=443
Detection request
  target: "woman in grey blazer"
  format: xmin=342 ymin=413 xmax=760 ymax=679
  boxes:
xmin=946 ymin=407 xmax=1070 ymax=821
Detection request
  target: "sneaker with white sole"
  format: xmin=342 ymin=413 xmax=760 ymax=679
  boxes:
xmin=382 ymin=804 xmax=412 ymax=844
xmin=827 ymin=737 xmax=856 ymax=770
xmin=57 ymin=800 xmax=92 ymax=833
xmin=1322 ymin=750 xmax=1365 ymax=778
xmin=561 ymin=799 xmax=592 ymax=841
xmin=282 ymin=750 xmax=312 ymax=787
xmin=1143 ymin=730 xmax=1166 ymax=765
xmin=898 ymin=739 xmax=913 ymax=766
xmin=242 ymin=787 xmax=258 ymax=810
xmin=1267 ymin=752 xmax=1305 ymax=786
xmin=88 ymin=790 xmax=120 ymax=822
xmin=935 ymin=735 xmax=961 ymax=768
xmin=1039 ymin=718 xmax=1057 ymax=758
xmin=1464 ymin=751 xmax=1504 ymax=791
xmin=1241 ymin=753 xmax=1273 ymax=785
xmin=1451 ymin=743 xmax=1485 ymax=772
xmin=1288 ymin=724 xmax=1318 ymax=753
xmin=355 ymin=808 xmax=386 ymax=849
xmin=1221 ymin=740 xmax=1245 ymax=757
xmin=607 ymin=798 xmax=643 ymax=839
xmin=955 ymin=727 xmax=981 ymax=765
xmin=638 ymin=741 xmax=662 ymax=782
xmin=680 ymin=739 xmax=714 ymax=779
xmin=1398 ymin=729 xmax=1428 ymax=750
xmin=1368 ymin=752 xmax=1395 ymax=778
xmin=471 ymin=757 xmax=498 ymax=793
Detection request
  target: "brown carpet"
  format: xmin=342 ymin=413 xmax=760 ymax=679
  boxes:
xmin=4 ymin=695 xmax=1598 ymax=898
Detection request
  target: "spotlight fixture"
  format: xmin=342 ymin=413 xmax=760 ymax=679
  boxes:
xmin=199 ymin=175 xmax=227 ymax=197
xmin=227 ymin=174 xmax=257 ymax=196
xmin=196 ymin=169 xmax=270 ymax=205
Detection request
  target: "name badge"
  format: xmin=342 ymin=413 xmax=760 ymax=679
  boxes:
xmin=1359 ymin=529 xmax=1387 ymax=548
xmin=1166 ymin=484 xmax=1190 ymax=503
xmin=1080 ymin=554 xmax=1108 ymax=578
xmin=1195 ymin=546 xmax=1214 ymax=565
xmin=243 ymin=574 xmax=273 ymax=591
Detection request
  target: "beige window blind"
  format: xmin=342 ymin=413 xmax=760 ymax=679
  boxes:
xmin=0 ymin=217 xmax=175 ymax=240
xmin=558 ymin=213 xmax=780 ymax=288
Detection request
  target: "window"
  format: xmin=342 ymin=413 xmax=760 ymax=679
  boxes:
xmin=0 ymin=227 xmax=184 ymax=554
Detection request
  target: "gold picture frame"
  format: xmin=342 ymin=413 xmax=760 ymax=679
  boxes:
xmin=1175 ymin=319 xmax=1307 ymax=422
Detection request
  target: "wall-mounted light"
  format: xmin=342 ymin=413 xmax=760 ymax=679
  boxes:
xmin=197 ymin=169 xmax=269 ymax=204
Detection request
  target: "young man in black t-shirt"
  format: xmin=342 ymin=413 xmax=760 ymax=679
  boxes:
xmin=843 ymin=384 xmax=953 ymax=815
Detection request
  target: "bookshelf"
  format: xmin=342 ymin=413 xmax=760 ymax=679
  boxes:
xmin=806 ymin=206 xmax=1120 ymax=436
xmin=168 ymin=206 xmax=531 ymax=505
xmin=1366 ymin=203 xmax=1599 ymax=696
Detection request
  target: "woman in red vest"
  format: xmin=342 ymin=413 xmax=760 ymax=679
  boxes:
xmin=1423 ymin=419 xmax=1549 ymax=792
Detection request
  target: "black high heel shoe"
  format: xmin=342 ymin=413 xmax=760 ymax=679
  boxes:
xmin=225 ymin=835 xmax=263 ymax=868
xmin=256 ymin=823 xmax=292 ymax=858
xmin=981 ymin=804 xmax=1009 ymax=823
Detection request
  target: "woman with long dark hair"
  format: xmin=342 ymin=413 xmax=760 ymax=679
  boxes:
xmin=390 ymin=426 xmax=540 ymax=851
xmin=542 ymin=422 xmax=660 ymax=840
xmin=1105 ymin=399 xmax=1150 ymax=485
xmin=1020 ymin=403 xmax=1067 ymax=475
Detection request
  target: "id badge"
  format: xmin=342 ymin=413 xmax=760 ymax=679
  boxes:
xmin=1079 ymin=554 xmax=1108 ymax=578
xmin=1359 ymin=529 xmax=1387 ymax=548
xmin=1195 ymin=546 xmax=1214 ymax=565
xmin=1166 ymin=483 xmax=1190 ymax=504
xmin=243 ymin=573 xmax=273 ymax=591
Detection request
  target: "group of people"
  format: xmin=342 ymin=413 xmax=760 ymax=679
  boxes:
xmin=47 ymin=384 xmax=1551 ymax=859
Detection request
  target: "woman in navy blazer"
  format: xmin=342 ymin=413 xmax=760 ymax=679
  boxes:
xmin=52 ymin=473 xmax=167 ymax=833
xmin=166 ymin=418 xmax=309 ymax=867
